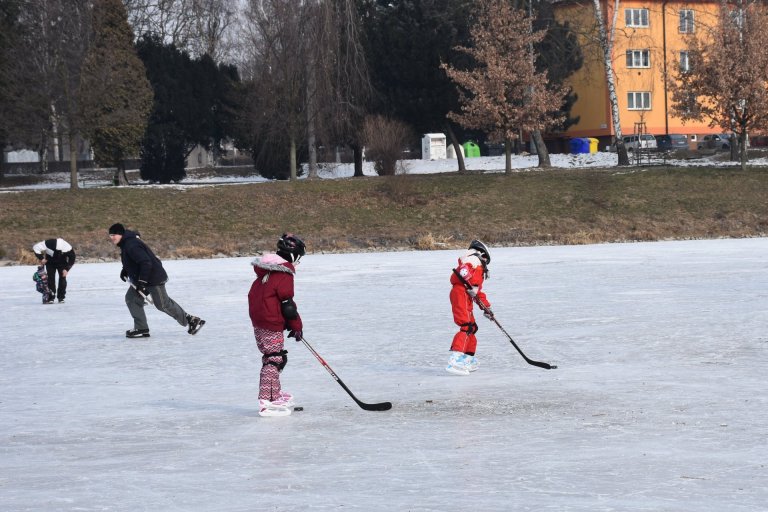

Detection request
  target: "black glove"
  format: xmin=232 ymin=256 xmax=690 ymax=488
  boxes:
xmin=136 ymin=280 xmax=149 ymax=297
xmin=287 ymin=330 xmax=303 ymax=341
xmin=120 ymin=268 xmax=128 ymax=282
xmin=483 ymin=308 xmax=495 ymax=321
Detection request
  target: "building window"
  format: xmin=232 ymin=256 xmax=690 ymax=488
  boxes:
xmin=628 ymin=92 xmax=651 ymax=110
xmin=679 ymin=10 xmax=695 ymax=33
xmin=625 ymin=8 xmax=649 ymax=27
xmin=679 ymin=51 xmax=690 ymax=72
xmin=626 ymin=49 xmax=650 ymax=68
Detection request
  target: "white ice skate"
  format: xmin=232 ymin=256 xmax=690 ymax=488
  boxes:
xmin=445 ymin=351 xmax=470 ymax=376
xmin=277 ymin=391 xmax=295 ymax=408
xmin=258 ymin=398 xmax=292 ymax=417
xmin=466 ymin=355 xmax=479 ymax=372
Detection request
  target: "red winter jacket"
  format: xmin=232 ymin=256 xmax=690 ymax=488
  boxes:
xmin=248 ymin=254 xmax=303 ymax=332
xmin=450 ymin=251 xmax=491 ymax=325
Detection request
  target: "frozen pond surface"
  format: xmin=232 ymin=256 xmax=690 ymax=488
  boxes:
xmin=1 ymin=238 xmax=767 ymax=511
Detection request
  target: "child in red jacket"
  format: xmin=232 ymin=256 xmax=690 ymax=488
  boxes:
xmin=447 ymin=240 xmax=493 ymax=376
xmin=248 ymin=233 xmax=306 ymax=417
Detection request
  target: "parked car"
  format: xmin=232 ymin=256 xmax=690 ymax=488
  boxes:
xmin=656 ymin=134 xmax=689 ymax=152
xmin=697 ymin=134 xmax=731 ymax=151
xmin=622 ymin=134 xmax=657 ymax=152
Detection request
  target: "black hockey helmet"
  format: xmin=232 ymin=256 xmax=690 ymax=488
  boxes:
xmin=469 ymin=239 xmax=491 ymax=265
xmin=277 ymin=233 xmax=306 ymax=263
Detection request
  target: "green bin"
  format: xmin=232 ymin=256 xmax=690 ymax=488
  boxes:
xmin=463 ymin=141 xmax=481 ymax=158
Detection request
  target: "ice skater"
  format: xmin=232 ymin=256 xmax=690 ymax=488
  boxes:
xmin=108 ymin=223 xmax=205 ymax=338
xmin=248 ymin=233 xmax=306 ymax=417
xmin=446 ymin=240 xmax=494 ymax=375
xmin=32 ymin=238 xmax=76 ymax=303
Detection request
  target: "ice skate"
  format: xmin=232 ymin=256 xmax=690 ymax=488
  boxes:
xmin=126 ymin=328 xmax=150 ymax=338
xmin=258 ymin=398 xmax=292 ymax=417
xmin=276 ymin=391 xmax=295 ymax=408
xmin=446 ymin=351 xmax=471 ymax=376
xmin=186 ymin=315 xmax=205 ymax=335
xmin=466 ymin=355 xmax=479 ymax=372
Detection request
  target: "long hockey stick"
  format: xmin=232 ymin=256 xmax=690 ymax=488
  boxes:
xmin=452 ymin=268 xmax=557 ymax=370
xmin=299 ymin=336 xmax=392 ymax=411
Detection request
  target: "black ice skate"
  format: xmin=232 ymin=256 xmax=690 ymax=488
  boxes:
xmin=186 ymin=315 xmax=205 ymax=335
xmin=126 ymin=328 xmax=150 ymax=338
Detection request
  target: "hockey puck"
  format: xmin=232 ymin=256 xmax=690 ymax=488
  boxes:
xmin=293 ymin=406 xmax=303 ymax=411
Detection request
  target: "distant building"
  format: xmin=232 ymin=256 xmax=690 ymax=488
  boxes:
xmin=554 ymin=0 xmax=726 ymax=147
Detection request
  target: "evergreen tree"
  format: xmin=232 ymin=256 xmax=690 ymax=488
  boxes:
xmin=79 ymin=0 xmax=152 ymax=185
xmin=137 ymin=36 xmax=241 ymax=183
xmin=361 ymin=0 xmax=473 ymax=170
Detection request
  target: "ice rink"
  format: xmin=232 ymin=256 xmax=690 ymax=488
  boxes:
xmin=1 ymin=238 xmax=766 ymax=511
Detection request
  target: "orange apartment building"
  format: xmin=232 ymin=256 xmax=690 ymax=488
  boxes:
xmin=554 ymin=0 xmax=725 ymax=149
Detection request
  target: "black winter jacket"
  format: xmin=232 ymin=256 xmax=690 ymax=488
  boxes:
xmin=118 ymin=230 xmax=169 ymax=286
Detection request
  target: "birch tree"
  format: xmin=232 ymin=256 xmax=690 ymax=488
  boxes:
xmin=442 ymin=0 xmax=566 ymax=174
xmin=669 ymin=0 xmax=768 ymax=170
xmin=592 ymin=0 xmax=630 ymax=166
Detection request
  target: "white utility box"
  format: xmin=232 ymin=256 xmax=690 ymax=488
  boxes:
xmin=421 ymin=133 xmax=447 ymax=160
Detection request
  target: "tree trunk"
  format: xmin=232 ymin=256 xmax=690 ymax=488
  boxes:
xmin=504 ymin=138 xmax=512 ymax=174
xmin=68 ymin=133 xmax=79 ymax=190
xmin=307 ymin=119 xmax=317 ymax=178
xmin=114 ymin=160 xmax=129 ymax=186
xmin=289 ymin=137 xmax=297 ymax=180
xmin=532 ymin=129 xmax=551 ymax=167
xmin=445 ymin=124 xmax=467 ymax=174
xmin=739 ymin=132 xmax=747 ymax=171
xmin=352 ymin=143 xmax=364 ymax=177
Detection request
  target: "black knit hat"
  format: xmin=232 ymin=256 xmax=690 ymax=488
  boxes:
xmin=108 ymin=223 xmax=125 ymax=235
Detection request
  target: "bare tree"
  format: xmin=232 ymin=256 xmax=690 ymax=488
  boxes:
xmin=2 ymin=0 xmax=92 ymax=187
xmin=124 ymin=0 xmax=194 ymax=48
xmin=187 ymin=0 xmax=237 ymax=62
xmin=592 ymin=0 xmax=630 ymax=166
xmin=442 ymin=0 xmax=566 ymax=174
xmin=240 ymin=0 xmax=369 ymax=180
xmin=304 ymin=0 xmax=371 ymax=178
xmin=669 ymin=0 xmax=768 ymax=170
xmin=241 ymin=0 xmax=309 ymax=180
xmin=124 ymin=0 xmax=238 ymax=62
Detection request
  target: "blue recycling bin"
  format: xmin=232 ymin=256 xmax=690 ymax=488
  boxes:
xmin=570 ymin=138 xmax=588 ymax=154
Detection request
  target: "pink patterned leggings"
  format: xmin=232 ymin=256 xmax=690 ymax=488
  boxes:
xmin=254 ymin=326 xmax=286 ymax=401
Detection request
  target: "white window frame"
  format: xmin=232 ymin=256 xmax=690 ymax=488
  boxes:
xmin=679 ymin=51 xmax=690 ymax=72
xmin=625 ymin=8 xmax=649 ymax=27
xmin=626 ymin=49 xmax=650 ymax=68
xmin=628 ymin=92 xmax=652 ymax=110
xmin=679 ymin=10 xmax=695 ymax=33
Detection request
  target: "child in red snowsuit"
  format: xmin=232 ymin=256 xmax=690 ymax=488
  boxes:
xmin=248 ymin=234 xmax=305 ymax=417
xmin=447 ymin=240 xmax=492 ymax=375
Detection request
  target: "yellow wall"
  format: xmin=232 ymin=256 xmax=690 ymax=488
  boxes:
xmin=557 ymin=0 xmax=724 ymax=140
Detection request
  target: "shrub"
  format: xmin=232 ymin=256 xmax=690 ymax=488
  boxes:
xmin=362 ymin=115 xmax=414 ymax=176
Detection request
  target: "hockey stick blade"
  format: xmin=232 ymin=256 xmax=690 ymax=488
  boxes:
xmin=300 ymin=337 xmax=392 ymax=411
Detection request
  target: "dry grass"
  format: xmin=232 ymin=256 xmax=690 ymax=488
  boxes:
xmin=2 ymin=166 xmax=768 ymax=263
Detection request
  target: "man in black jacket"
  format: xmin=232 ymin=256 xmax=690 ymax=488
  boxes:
xmin=33 ymin=238 xmax=76 ymax=303
xmin=109 ymin=223 xmax=205 ymax=338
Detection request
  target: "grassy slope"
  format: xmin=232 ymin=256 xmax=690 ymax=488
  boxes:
xmin=2 ymin=166 xmax=767 ymax=264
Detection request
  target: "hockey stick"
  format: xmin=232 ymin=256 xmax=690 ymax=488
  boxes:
xmin=129 ymin=282 xmax=154 ymax=305
xmin=299 ymin=336 xmax=392 ymax=411
xmin=452 ymin=268 xmax=557 ymax=370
